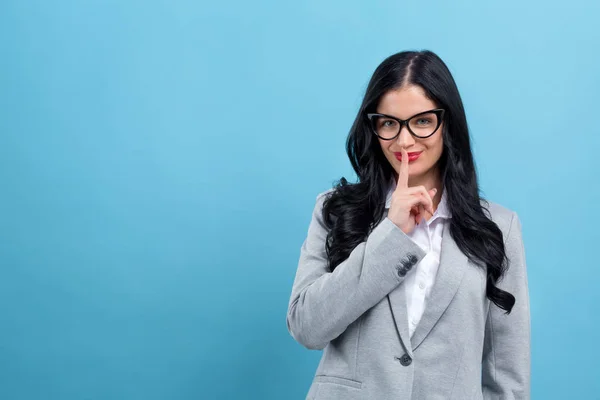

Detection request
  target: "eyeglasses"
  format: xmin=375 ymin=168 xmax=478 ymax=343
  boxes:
xmin=366 ymin=108 xmax=445 ymax=140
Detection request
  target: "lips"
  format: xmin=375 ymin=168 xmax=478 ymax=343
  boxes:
xmin=394 ymin=151 xmax=422 ymax=161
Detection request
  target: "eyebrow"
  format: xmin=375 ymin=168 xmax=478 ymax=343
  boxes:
xmin=375 ymin=109 xmax=437 ymax=120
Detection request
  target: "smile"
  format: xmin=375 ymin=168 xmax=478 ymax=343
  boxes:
xmin=394 ymin=151 xmax=422 ymax=162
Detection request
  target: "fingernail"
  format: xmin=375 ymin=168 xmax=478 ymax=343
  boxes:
xmin=433 ymin=188 xmax=438 ymax=193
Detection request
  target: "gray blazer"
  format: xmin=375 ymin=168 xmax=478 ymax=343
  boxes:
xmin=286 ymin=188 xmax=531 ymax=400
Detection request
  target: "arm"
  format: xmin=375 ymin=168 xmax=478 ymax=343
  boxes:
xmin=482 ymin=211 xmax=531 ymax=399
xmin=286 ymin=191 xmax=427 ymax=350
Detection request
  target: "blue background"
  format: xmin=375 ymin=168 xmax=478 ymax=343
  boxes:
xmin=1 ymin=1 xmax=599 ymax=399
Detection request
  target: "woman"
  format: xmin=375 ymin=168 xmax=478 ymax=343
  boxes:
xmin=286 ymin=50 xmax=530 ymax=400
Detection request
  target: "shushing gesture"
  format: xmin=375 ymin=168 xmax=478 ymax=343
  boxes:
xmin=387 ymin=148 xmax=438 ymax=234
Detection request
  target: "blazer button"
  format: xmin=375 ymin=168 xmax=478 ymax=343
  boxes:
xmin=396 ymin=265 xmax=408 ymax=277
xmin=398 ymin=353 xmax=412 ymax=366
xmin=401 ymin=254 xmax=416 ymax=268
xmin=396 ymin=253 xmax=417 ymax=277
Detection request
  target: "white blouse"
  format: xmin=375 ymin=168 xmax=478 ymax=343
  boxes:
xmin=384 ymin=175 xmax=452 ymax=338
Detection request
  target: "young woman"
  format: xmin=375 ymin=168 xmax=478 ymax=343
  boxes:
xmin=286 ymin=50 xmax=530 ymax=400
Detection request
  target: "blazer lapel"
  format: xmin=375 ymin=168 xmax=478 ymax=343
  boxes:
xmin=387 ymin=277 xmax=412 ymax=355
xmin=409 ymin=221 xmax=469 ymax=351
xmin=382 ymin=175 xmax=469 ymax=353
xmin=379 ymin=202 xmax=413 ymax=355
xmin=385 ymin=220 xmax=468 ymax=355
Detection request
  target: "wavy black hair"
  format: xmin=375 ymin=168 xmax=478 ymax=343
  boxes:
xmin=321 ymin=50 xmax=515 ymax=314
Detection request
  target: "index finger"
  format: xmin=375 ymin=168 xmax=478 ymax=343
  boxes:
xmin=397 ymin=148 xmax=409 ymax=189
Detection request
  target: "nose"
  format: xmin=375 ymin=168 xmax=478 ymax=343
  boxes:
xmin=395 ymin=123 xmax=415 ymax=147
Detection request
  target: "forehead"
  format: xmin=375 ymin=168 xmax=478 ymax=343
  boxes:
xmin=376 ymin=85 xmax=438 ymax=119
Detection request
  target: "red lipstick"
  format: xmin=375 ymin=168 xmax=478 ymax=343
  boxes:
xmin=394 ymin=151 xmax=422 ymax=162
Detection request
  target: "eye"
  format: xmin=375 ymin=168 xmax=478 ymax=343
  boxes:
xmin=415 ymin=117 xmax=432 ymax=125
xmin=378 ymin=118 xmax=398 ymax=128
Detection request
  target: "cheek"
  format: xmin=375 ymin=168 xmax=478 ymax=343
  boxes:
xmin=421 ymin=140 xmax=443 ymax=164
xmin=431 ymin=139 xmax=444 ymax=154
xmin=380 ymin=140 xmax=394 ymax=157
xmin=426 ymin=136 xmax=443 ymax=154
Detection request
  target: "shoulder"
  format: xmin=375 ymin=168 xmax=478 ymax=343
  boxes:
xmin=305 ymin=187 xmax=336 ymax=221
xmin=316 ymin=187 xmax=336 ymax=201
xmin=479 ymin=197 xmax=520 ymax=238
xmin=310 ymin=187 xmax=336 ymax=217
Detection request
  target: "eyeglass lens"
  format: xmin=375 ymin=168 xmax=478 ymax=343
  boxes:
xmin=371 ymin=112 xmax=440 ymax=139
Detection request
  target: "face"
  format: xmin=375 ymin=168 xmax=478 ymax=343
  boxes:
xmin=375 ymin=85 xmax=444 ymax=184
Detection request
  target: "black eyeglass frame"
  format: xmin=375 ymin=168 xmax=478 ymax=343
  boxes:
xmin=366 ymin=108 xmax=446 ymax=140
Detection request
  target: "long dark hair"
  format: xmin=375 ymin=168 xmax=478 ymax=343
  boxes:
xmin=322 ymin=50 xmax=515 ymax=313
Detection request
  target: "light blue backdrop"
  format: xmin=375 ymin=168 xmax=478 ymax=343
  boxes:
xmin=1 ymin=1 xmax=598 ymax=399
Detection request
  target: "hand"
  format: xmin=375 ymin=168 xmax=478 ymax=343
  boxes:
xmin=387 ymin=148 xmax=438 ymax=234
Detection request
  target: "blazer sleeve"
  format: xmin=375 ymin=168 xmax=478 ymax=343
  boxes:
xmin=481 ymin=211 xmax=531 ymax=399
xmin=286 ymin=190 xmax=427 ymax=350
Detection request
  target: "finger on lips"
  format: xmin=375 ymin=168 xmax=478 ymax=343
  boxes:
xmin=396 ymin=147 xmax=438 ymax=226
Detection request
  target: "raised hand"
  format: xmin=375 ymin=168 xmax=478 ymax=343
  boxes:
xmin=387 ymin=148 xmax=438 ymax=234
